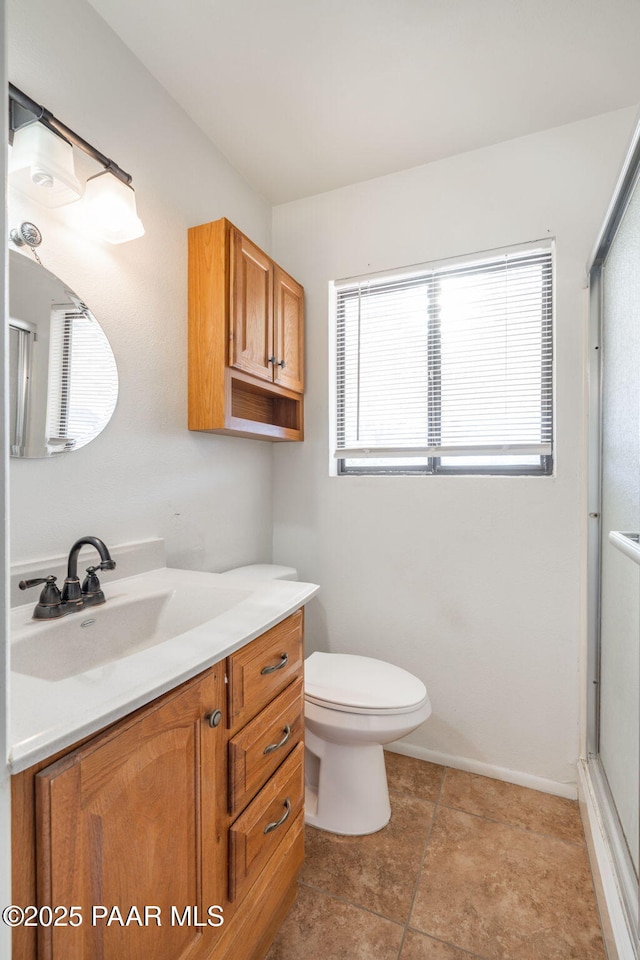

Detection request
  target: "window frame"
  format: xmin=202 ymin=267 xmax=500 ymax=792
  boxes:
xmin=333 ymin=241 xmax=554 ymax=478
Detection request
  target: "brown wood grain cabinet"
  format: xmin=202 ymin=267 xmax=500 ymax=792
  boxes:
xmin=189 ymin=218 xmax=304 ymax=441
xmin=230 ymin=230 xmax=274 ymax=384
xmin=12 ymin=611 xmax=306 ymax=960
xmin=273 ymin=266 xmax=304 ymax=394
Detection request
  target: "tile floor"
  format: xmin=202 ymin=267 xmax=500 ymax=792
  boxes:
xmin=266 ymin=752 xmax=607 ymax=960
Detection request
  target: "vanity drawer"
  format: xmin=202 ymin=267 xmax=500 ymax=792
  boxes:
xmin=229 ymin=742 xmax=304 ymax=903
xmin=229 ymin=677 xmax=304 ymax=816
xmin=227 ymin=610 xmax=303 ymax=729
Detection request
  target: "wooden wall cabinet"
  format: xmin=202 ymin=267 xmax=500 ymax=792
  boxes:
xmin=189 ymin=218 xmax=304 ymax=441
xmin=12 ymin=612 xmax=306 ymax=960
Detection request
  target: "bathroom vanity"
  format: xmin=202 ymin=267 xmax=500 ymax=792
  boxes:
xmin=9 ymin=562 xmax=317 ymax=960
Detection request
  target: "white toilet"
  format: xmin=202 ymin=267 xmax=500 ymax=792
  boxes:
xmin=220 ymin=563 xmax=432 ymax=836
xmin=304 ymin=651 xmax=431 ymax=834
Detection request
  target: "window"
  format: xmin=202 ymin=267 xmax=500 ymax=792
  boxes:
xmin=334 ymin=243 xmax=553 ymax=475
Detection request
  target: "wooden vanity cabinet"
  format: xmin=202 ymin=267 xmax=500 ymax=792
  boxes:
xmin=34 ymin=666 xmax=226 ymax=960
xmin=189 ymin=218 xmax=304 ymax=441
xmin=12 ymin=611 xmax=306 ymax=960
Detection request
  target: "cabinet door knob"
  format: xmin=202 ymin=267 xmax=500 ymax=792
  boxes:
xmin=261 ymin=653 xmax=288 ymax=675
xmin=263 ymin=724 xmax=291 ymax=755
xmin=263 ymin=798 xmax=291 ymax=834
xmin=268 ymin=356 xmax=277 ymax=364
xmin=206 ymin=709 xmax=223 ymax=728
xmin=278 ymin=360 xmax=286 ymax=368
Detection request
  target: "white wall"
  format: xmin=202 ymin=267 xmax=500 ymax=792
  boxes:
xmin=8 ymin=0 xmax=275 ymax=575
xmin=272 ymin=108 xmax=637 ymax=796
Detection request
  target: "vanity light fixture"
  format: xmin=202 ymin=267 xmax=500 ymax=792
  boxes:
xmin=8 ymin=83 xmax=145 ymax=244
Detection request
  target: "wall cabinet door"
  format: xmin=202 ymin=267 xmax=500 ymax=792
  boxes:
xmin=34 ymin=669 xmax=226 ymax=960
xmin=274 ymin=267 xmax=304 ymax=394
xmin=230 ymin=229 xmax=274 ymax=383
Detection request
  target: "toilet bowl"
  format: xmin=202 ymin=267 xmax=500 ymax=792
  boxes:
xmin=220 ymin=564 xmax=432 ymax=836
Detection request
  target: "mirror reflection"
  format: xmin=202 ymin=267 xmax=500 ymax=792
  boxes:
xmin=9 ymin=250 xmax=118 ymax=458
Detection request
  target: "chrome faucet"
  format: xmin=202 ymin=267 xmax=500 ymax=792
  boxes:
xmin=19 ymin=536 xmax=116 ymax=620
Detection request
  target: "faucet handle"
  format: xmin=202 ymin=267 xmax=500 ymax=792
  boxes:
xmin=19 ymin=576 xmax=51 ymax=590
xmin=19 ymin=574 xmax=59 ymax=599
xmin=82 ymin=566 xmax=106 ymax=606
xmin=19 ymin=575 xmax=65 ymax=619
xmin=82 ymin=565 xmax=101 ymax=593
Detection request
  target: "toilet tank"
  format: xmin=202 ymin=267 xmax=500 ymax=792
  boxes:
xmin=219 ymin=563 xmax=299 ymax=581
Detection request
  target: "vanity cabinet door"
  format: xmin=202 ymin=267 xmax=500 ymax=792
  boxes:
xmin=34 ymin=667 xmax=226 ymax=960
xmin=230 ymin=228 xmax=274 ymax=383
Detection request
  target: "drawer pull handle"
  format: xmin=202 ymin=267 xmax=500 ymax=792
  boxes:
xmin=264 ymin=798 xmax=291 ymax=835
xmin=261 ymin=653 xmax=288 ymax=675
xmin=263 ymin=724 xmax=291 ymax=755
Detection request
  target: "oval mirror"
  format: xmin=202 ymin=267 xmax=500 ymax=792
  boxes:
xmin=9 ymin=250 xmax=118 ymax=458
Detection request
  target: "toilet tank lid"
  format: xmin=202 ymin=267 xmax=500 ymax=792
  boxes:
xmin=305 ymin=652 xmax=427 ymax=711
xmin=219 ymin=563 xmax=299 ymax=581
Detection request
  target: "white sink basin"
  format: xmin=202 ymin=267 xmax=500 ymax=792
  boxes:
xmin=11 ymin=573 xmax=251 ymax=681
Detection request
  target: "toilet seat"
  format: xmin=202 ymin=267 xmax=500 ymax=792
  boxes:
xmin=305 ymin=652 xmax=427 ymax=715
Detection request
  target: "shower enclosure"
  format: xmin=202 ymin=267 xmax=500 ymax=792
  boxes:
xmin=587 ymin=121 xmax=640 ymax=959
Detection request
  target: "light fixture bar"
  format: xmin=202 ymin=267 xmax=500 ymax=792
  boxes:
xmin=9 ymin=83 xmax=132 ymax=186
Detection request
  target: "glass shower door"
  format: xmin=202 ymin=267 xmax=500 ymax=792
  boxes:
xmin=597 ymin=173 xmax=640 ymax=884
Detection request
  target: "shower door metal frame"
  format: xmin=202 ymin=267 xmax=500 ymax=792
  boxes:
xmin=586 ymin=117 xmax=640 ymax=954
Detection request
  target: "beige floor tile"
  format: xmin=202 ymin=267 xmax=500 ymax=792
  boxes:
xmin=301 ymin=792 xmax=434 ymax=922
xmin=410 ymin=806 xmax=606 ymax=960
xmin=265 ymin=883 xmax=403 ymax=960
xmin=440 ymin=769 xmax=584 ymax=844
xmin=401 ymin=929 xmax=484 ymax=959
xmin=385 ymin=751 xmax=446 ymax=801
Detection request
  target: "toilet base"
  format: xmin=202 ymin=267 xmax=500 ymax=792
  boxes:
xmin=304 ymin=734 xmax=391 ymax=835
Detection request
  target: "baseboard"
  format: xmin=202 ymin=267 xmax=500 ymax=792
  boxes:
xmin=578 ymin=759 xmax=638 ymax=960
xmin=384 ymin=742 xmax=577 ymax=800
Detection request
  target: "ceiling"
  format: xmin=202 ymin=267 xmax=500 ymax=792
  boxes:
xmin=87 ymin=0 xmax=640 ymax=204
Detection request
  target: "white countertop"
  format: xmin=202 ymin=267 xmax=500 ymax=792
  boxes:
xmin=10 ymin=566 xmax=319 ymax=773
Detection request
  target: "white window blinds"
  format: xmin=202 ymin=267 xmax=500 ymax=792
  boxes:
xmin=335 ymin=245 xmax=553 ymax=473
xmin=47 ymin=304 xmax=119 ymax=451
